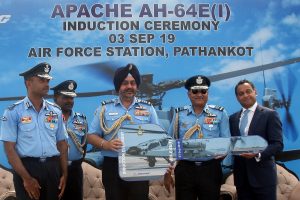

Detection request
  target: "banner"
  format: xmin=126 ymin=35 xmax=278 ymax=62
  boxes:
xmin=0 ymin=0 xmax=300 ymax=176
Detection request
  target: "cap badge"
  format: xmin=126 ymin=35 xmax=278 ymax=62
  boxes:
xmin=44 ymin=65 xmax=50 ymax=73
xmin=68 ymin=82 xmax=74 ymax=90
xmin=196 ymin=77 xmax=203 ymax=84
xmin=129 ymin=64 xmax=132 ymax=71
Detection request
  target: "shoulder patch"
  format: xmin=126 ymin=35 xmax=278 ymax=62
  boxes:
xmin=46 ymin=100 xmax=61 ymax=109
xmin=136 ymin=99 xmax=152 ymax=105
xmin=7 ymin=100 xmax=23 ymax=110
xmin=101 ymin=99 xmax=114 ymax=106
xmin=175 ymin=106 xmax=188 ymax=113
xmin=208 ymin=105 xmax=224 ymax=111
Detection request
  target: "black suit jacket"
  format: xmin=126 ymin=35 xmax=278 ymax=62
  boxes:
xmin=229 ymin=105 xmax=283 ymax=188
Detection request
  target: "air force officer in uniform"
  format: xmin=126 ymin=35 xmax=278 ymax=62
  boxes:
xmin=87 ymin=64 xmax=159 ymax=200
xmin=0 ymin=63 xmax=68 ymax=200
xmin=51 ymin=80 xmax=88 ymax=200
xmin=165 ymin=75 xmax=230 ymax=200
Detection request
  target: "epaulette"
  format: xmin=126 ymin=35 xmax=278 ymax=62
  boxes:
xmin=46 ymin=100 xmax=61 ymax=110
xmin=7 ymin=100 xmax=23 ymax=110
xmin=101 ymin=99 xmax=114 ymax=106
xmin=208 ymin=105 xmax=224 ymax=111
xmin=136 ymin=99 xmax=151 ymax=105
xmin=75 ymin=112 xmax=86 ymax=119
xmin=175 ymin=106 xmax=189 ymax=113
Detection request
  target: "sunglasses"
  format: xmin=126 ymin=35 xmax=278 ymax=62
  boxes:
xmin=191 ymin=89 xmax=208 ymax=94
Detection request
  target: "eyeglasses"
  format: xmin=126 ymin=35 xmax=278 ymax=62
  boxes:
xmin=191 ymin=89 xmax=208 ymax=94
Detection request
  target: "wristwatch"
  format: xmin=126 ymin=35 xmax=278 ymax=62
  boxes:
xmin=255 ymin=152 xmax=261 ymax=162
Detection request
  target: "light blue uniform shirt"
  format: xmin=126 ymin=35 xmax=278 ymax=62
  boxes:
xmin=65 ymin=111 xmax=88 ymax=161
xmin=89 ymin=97 xmax=160 ymax=157
xmin=168 ymin=104 xmax=230 ymax=139
xmin=0 ymin=97 xmax=67 ymax=158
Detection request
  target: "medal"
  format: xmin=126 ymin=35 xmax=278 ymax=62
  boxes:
xmin=50 ymin=123 xmax=55 ymax=129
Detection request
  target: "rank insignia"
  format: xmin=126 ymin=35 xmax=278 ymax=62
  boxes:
xmin=21 ymin=116 xmax=32 ymax=124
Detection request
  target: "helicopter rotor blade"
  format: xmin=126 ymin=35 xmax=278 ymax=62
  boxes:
xmin=274 ymin=73 xmax=286 ymax=104
xmin=76 ymin=90 xmax=116 ymax=97
xmin=208 ymin=57 xmax=300 ymax=82
xmin=75 ymin=61 xmax=119 ymax=81
xmin=283 ymin=111 xmax=298 ymax=141
xmin=287 ymin=68 xmax=297 ymax=104
xmin=0 ymin=90 xmax=117 ymax=102
xmin=273 ymin=71 xmax=298 ymax=141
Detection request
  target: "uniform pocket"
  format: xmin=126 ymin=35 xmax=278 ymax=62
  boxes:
xmin=44 ymin=122 xmax=58 ymax=137
xmin=202 ymin=123 xmax=219 ymax=138
xmin=19 ymin=122 xmax=35 ymax=137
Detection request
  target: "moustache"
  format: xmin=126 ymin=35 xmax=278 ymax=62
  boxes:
xmin=64 ymin=103 xmax=73 ymax=107
xmin=125 ymin=89 xmax=135 ymax=93
xmin=194 ymin=96 xmax=205 ymax=100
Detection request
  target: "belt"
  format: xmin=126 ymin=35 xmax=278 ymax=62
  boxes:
xmin=21 ymin=156 xmax=59 ymax=163
xmin=178 ymin=159 xmax=219 ymax=167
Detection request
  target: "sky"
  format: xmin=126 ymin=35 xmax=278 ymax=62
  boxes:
xmin=1 ymin=0 xmax=300 ymax=175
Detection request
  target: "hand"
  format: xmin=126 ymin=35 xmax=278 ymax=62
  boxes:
xmin=215 ymin=154 xmax=227 ymax=160
xmin=58 ymin=174 xmax=67 ymax=199
xmin=23 ymin=177 xmax=41 ymax=200
xmin=105 ymin=138 xmax=123 ymax=151
xmin=164 ymin=164 xmax=175 ymax=193
xmin=240 ymin=152 xmax=257 ymax=159
xmin=164 ymin=172 xmax=174 ymax=193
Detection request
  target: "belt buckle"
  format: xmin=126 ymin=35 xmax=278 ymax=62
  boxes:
xmin=39 ymin=157 xmax=47 ymax=162
xmin=195 ymin=161 xmax=202 ymax=166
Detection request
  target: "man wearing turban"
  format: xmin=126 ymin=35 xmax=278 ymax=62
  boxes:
xmin=87 ymin=63 xmax=159 ymax=200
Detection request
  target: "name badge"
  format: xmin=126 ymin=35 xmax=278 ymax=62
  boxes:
xmin=108 ymin=112 xmax=118 ymax=116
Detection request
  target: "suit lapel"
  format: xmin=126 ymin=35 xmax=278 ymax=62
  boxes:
xmin=248 ymin=105 xmax=263 ymax=135
xmin=236 ymin=110 xmax=243 ymax=135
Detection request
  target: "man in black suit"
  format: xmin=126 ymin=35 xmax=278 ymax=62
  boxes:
xmin=229 ymin=79 xmax=283 ymax=200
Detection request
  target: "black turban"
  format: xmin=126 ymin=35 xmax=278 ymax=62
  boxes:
xmin=113 ymin=64 xmax=141 ymax=92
